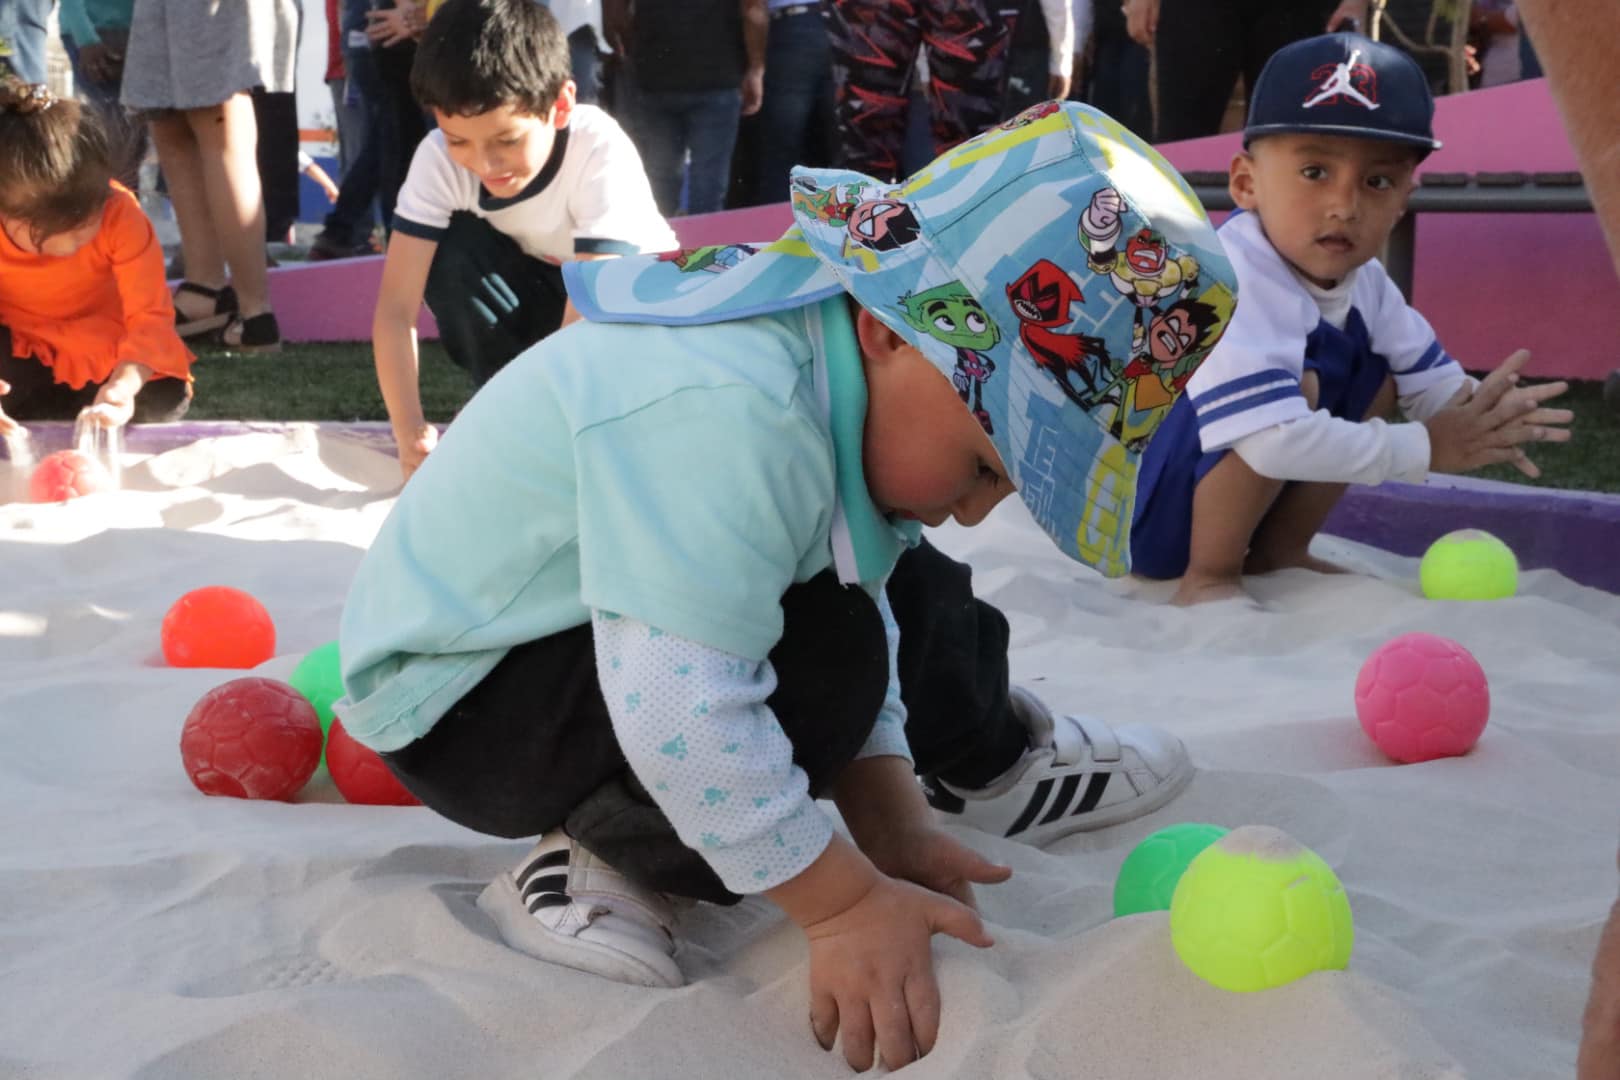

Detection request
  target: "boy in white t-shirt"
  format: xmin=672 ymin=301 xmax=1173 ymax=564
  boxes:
xmin=374 ymin=0 xmax=676 ymax=480
xmin=1129 ymin=33 xmax=1573 ymax=605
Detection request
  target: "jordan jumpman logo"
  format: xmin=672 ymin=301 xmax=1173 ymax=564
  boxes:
xmin=1303 ymin=50 xmax=1380 ymax=110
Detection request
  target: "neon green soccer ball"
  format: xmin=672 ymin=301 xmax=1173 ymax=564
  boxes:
xmin=1113 ymin=823 xmax=1228 ymax=917
xmin=1419 ymin=529 xmax=1518 ymax=600
xmin=288 ymin=639 xmax=344 ymax=748
xmin=1169 ymin=825 xmax=1353 ymax=992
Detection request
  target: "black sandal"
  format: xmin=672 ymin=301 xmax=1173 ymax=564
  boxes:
xmin=221 ymin=311 xmax=281 ymax=354
xmin=173 ymin=282 xmax=238 ymax=338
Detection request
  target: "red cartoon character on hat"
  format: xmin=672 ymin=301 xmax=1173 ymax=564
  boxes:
xmin=1007 ymin=259 xmax=1115 ymax=410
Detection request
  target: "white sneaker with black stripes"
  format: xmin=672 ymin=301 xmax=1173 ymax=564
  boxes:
xmin=476 ymin=830 xmax=684 ymax=988
xmin=921 ymin=686 xmax=1194 ymax=845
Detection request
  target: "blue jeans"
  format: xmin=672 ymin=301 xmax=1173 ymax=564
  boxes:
xmin=629 ymin=84 xmax=742 ymax=216
xmin=755 ymin=8 xmax=834 ymax=205
xmin=0 ymin=0 xmax=50 ymax=82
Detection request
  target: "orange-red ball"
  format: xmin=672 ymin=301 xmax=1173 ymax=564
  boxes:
xmin=29 ymin=449 xmax=110 ymax=502
xmin=326 ymin=717 xmax=420 ymax=806
xmin=180 ymin=677 xmax=323 ymax=800
xmin=161 ymin=586 xmax=276 ymax=668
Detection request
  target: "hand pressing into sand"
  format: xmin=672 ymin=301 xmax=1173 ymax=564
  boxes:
xmin=767 ymin=834 xmax=996 ymax=1071
xmin=1424 ymin=349 xmax=1572 ymax=479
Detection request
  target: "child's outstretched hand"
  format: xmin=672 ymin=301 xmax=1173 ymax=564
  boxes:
xmin=768 ymin=834 xmax=995 ymax=1071
xmin=861 ymin=824 xmax=1012 ymax=911
xmin=803 ymin=869 xmax=994 ymax=1071
xmin=1424 ymin=349 xmax=1572 ymax=479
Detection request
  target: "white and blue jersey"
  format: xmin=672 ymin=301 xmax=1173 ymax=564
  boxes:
xmin=1131 ymin=211 xmax=1472 ymax=580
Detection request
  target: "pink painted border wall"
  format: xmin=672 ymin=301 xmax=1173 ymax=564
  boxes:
xmin=270 ymin=80 xmax=1615 ymax=381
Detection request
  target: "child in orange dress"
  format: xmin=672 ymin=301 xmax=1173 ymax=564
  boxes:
xmin=0 ymin=77 xmax=193 ymax=437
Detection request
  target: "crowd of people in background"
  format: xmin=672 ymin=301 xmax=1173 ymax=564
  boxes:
xmin=0 ymin=0 xmax=1549 ymax=355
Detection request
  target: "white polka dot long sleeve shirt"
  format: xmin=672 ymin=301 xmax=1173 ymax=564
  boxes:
xmin=591 ymin=591 xmax=911 ymax=894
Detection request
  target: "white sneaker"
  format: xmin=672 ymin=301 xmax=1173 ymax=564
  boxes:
xmin=921 ymin=686 xmax=1194 ymax=844
xmin=476 ymin=830 xmax=684 ymax=988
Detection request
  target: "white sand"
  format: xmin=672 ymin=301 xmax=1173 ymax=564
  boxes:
xmin=2 ymin=426 xmax=1615 ymax=1079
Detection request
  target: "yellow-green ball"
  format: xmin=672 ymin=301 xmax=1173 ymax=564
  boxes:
xmin=1419 ymin=529 xmax=1518 ymax=601
xmin=1169 ymin=825 xmax=1353 ymax=993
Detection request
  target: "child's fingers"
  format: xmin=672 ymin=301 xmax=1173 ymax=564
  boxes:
xmin=809 ymin=990 xmax=838 ymax=1052
xmin=904 ymin=971 xmax=943 ymax=1058
xmin=1511 ymin=449 xmax=1542 ymax=479
xmin=927 ymin=893 xmax=994 ymax=948
xmin=1468 ymin=350 xmax=1533 ymax=412
xmin=837 ymin=998 xmax=877 ymax=1071
xmin=873 ymin=994 xmax=922 ymax=1071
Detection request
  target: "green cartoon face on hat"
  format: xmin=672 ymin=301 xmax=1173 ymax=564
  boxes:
xmin=897 ymin=282 xmax=1000 ymax=351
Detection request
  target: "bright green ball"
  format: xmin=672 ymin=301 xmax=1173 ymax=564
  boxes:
xmin=1113 ymin=823 xmax=1228 ymax=917
xmin=1169 ymin=825 xmax=1353 ymax=993
xmin=288 ymin=640 xmax=343 ymax=739
xmin=1419 ymin=529 xmax=1518 ymax=600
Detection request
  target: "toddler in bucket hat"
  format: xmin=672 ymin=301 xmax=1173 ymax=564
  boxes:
xmin=571 ymin=99 xmax=1239 ymax=574
xmin=335 ymin=100 xmax=1233 ymax=1068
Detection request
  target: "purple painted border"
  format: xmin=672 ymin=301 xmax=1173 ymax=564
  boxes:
xmin=9 ymin=421 xmax=1620 ymax=595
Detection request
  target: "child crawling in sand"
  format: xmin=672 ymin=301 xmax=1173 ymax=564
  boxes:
xmin=1128 ymin=33 xmax=1571 ymax=605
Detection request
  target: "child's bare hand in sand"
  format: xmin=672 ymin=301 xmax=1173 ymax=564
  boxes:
xmin=768 ymin=834 xmax=995 ymax=1071
xmin=805 ymin=876 xmax=992 ymax=1070
xmin=1424 ymin=349 xmax=1572 ymax=478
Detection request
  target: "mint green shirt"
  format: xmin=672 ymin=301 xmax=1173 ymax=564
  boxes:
xmin=338 ymin=296 xmax=916 ymax=752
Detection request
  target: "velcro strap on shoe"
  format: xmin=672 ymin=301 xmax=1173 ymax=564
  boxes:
xmin=568 ymin=844 xmax=677 ymax=935
xmin=1069 ymin=714 xmax=1122 ymax=763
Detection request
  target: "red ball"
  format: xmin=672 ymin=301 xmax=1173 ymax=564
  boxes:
xmin=162 ymin=586 xmax=276 ymax=668
xmin=29 ymin=449 xmax=110 ymax=502
xmin=326 ymin=717 xmax=420 ymax=806
xmin=180 ymin=677 xmax=323 ymax=800
xmin=1354 ymin=632 xmax=1490 ymax=763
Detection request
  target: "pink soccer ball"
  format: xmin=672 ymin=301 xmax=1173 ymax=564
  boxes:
xmin=29 ymin=449 xmax=110 ymax=502
xmin=1354 ymin=632 xmax=1490 ymax=763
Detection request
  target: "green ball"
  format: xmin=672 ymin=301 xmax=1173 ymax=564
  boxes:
xmin=1419 ymin=528 xmax=1518 ymax=601
xmin=1113 ymin=823 xmax=1228 ymax=917
xmin=1169 ymin=825 xmax=1353 ymax=993
xmin=288 ymin=639 xmax=343 ymax=739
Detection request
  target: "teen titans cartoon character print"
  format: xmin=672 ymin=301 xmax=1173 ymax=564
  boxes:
xmin=1006 ymin=259 xmax=1116 ymax=410
xmin=898 ymin=281 xmax=1000 ymax=433
xmin=1080 ymin=187 xmax=1200 ymax=316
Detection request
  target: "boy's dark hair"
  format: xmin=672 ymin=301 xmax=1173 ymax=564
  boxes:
xmin=411 ymin=0 xmax=572 ymax=118
xmin=0 ymin=77 xmax=113 ymax=247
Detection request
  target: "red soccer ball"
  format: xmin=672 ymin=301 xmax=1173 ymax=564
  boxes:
xmin=326 ymin=717 xmax=420 ymax=806
xmin=180 ymin=677 xmax=323 ymax=800
xmin=1353 ymin=632 xmax=1490 ymax=763
xmin=29 ymin=449 xmax=110 ymax=502
xmin=161 ymin=586 xmax=276 ymax=669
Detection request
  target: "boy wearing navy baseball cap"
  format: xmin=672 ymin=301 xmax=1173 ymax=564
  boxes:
xmin=1128 ymin=32 xmax=1572 ymax=605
